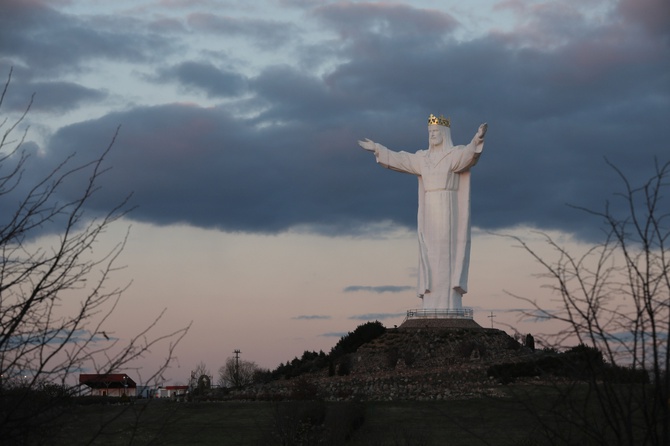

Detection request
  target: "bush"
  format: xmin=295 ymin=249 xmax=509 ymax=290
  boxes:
xmin=261 ymin=401 xmax=366 ymax=446
xmin=289 ymin=377 xmax=320 ymax=400
xmin=263 ymin=401 xmax=327 ymax=445
xmin=402 ymin=350 xmax=417 ymax=367
xmin=487 ymin=344 xmax=649 ymax=384
xmin=329 ymin=321 xmax=386 ymax=360
xmin=506 ymin=336 xmax=522 ymax=350
xmin=337 ymin=355 xmax=352 ymax=376
xmin=386 ymin=347 xmax=400 ymax=368
xmin=458 ymin=340 xmax=487 ymax=359
xmin=603 ymin=365 xmax=649 ymax=384
xmin=525 ymin=334 xmax=535 ymax=351
xmin=270 ymin=322 xmax=386 ymax=381
xmin=324 ymin=401 xmax=365 ymax=444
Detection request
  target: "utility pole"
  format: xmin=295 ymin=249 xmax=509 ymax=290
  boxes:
xmin=488 ymin=311 xmax=496 ymax=329
xmin=233 ymin=349 xmax=241 ymax=387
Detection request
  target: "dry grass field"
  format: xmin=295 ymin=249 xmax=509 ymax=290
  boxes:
xmin=48 ymin=393 xmax=550 ymax=446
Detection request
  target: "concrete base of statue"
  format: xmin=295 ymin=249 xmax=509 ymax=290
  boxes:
xmin=399 ymin=308 xmax=483 ymax=329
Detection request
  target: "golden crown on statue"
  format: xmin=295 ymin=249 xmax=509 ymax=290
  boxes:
xmin=427 ymin=114 xmax=450 ymax=127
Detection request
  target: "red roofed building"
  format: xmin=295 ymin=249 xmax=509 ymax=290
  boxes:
xmin=79 ymin=374 xmax=137 ymax=397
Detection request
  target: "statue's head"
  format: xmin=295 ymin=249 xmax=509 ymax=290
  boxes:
xmin=427 ymin=114 xmax=453 ymax=149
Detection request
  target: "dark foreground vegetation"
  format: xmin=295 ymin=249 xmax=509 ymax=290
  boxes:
xmin=487 ymin=344 xmax=651 ymax=384
xmin=2 ymin=378 xmax=664 ymax=446
xmin=8 ymin=391 xmax=610 ymax=446
xmin=3 ymin=324 xmax=665 ymax=445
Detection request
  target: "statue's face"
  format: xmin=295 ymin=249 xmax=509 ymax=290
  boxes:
xmin=428 ymin=125 xmax=443 ymax=147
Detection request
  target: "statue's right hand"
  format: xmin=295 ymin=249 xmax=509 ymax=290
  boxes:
xmin=358 ymin=138 xmax=376 ymax=152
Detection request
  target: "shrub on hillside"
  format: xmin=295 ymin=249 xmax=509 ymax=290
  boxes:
xmin=329 ymin=321 xmax=386 ymax=360
xmin=337 ymin=355 xmax=352 ymax=376
xmin=270 ymin=321 xmax=387 ymax=380
xmin=386 ymin=347 xmax=400 ymax=368
xmin=457 ymin=340 xmax=487 ymax=359
xmin=487 ymin=344 xmax=649 ymax=384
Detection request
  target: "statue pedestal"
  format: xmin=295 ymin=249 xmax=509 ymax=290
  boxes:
xmin=400 ymin=308 xmax=483 ymax=329
xmin=405 ymin=308 xmax=473 ymax=320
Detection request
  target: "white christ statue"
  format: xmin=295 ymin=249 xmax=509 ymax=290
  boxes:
xmin=359 ymin=114 xmax=487 ymax=311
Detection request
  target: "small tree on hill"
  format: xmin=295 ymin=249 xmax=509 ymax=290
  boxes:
xmin=524 ymin=333 xmax=535 ymax=351
xmin=329 ymin=320 xmax=386 ymax=360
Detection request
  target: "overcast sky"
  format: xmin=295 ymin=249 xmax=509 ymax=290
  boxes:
xmin=1 ymin=0 xmax=668 ymax=384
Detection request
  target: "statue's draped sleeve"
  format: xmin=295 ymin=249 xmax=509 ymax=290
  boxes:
xmin=374 ymin=146 xmax=423 ymax=175
xmin=449 ymin=139 xmax=483 ymax=294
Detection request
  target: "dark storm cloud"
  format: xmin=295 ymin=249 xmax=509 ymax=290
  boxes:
xmin=40 ymin=100 xmax=415 ymax=234
xmin=312 ymin=2 xmax=459 ymax=41
xmin=155 ymin=61 xmax=248 ymax=98
xmin=0 ymin=77 xmax=107 ymax=113
xmin=3 ymin=1 xmax=669 ymax=241
xmin=0 ymin=0 xmax=173 ymax=74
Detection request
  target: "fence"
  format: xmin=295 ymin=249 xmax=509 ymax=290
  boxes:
xmin=405 ymin=308 xmax=474 ymax=320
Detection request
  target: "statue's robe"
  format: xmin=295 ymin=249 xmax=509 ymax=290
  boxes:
xmin=374 ymin=138 xmax=483 ymax=310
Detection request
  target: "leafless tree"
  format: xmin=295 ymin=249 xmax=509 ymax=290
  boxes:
xmin=218 ymin=357 xmax=260 ymax=388
xmin=189 ymin=361 xmax=211 ymax=396
xmin=192 ymin=361 xmax=211 ymax=380
xmin=0 ymin=68 xmax=190 ymax=443
xmin=505 ymin=159 xmax=669 ymax=445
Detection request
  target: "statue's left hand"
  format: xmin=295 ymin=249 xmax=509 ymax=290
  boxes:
xmin=475 ymin=123 xmax=488 ymax=141
xmin=358 ymin=138 xmax=377 ymax=152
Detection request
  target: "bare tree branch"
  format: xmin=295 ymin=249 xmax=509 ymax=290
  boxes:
xmin=499 ymin=159 xmax=670 ymax=445
xmin=0 ymin=68 xmax=191 ymax=444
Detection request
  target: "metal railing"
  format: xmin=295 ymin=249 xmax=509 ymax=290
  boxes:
xmin=405 ymin=308 xmax=474 ymax=320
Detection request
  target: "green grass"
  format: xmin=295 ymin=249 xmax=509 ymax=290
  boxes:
xmin=48 ymin=396 xmax=544 ymax=446
xmin=348 ymin=398 xmax=538 ymax=446
xmin=56 ymin=400 xmax=273 ymax=445
xmin=31 ymin=381 xmax=664 ymax=446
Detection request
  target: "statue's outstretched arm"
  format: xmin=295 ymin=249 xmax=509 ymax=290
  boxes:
xmin=358 ymin=138 xmax=389 ymax=155
xmin=358 ymin=138 xmax=377 ymax=152
xmin=473 ymin=123 xmax=488 ymax=144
